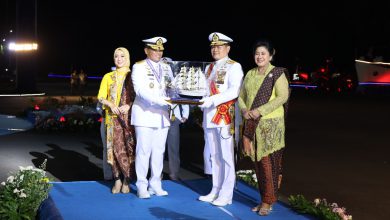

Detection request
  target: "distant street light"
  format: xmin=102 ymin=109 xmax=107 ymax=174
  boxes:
xmin=2 ymin=0 xmax=39 ymax=93
xmin=8 ymin=42 xmax=38 ymax=52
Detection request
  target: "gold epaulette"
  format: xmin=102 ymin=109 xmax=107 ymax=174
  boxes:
xmin=136 ymin=60 xmax=146 ymax=64
xmin=227 ymin=59 xmax=236 ymax=64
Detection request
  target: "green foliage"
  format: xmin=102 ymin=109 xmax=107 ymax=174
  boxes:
xmin=288 ymin=195 xmax=352 ymax=220
xmin=0 ymin=160 xmax=52 ymax=220
xmin=236 ymin=170 xmax=258 ymax=188
xmin=236 ymin=171 xmax=353 ymax=220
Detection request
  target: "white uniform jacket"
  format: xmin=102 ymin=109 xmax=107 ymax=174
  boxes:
xmin=202 ymin=56 xmax=244 ymax=128
xmin=131 ymin=59 xmax=174 ymax=128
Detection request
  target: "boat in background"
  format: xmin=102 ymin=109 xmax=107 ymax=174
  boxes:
xmin=355 ymin=59 xmax=390 ymax=85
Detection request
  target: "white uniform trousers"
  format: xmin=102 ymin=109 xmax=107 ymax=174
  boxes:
xmin=204 ymin=125 xmax=236 ymax=200
xmin=135 ymin=126 xmax=169 ymax=192
xmin=203 ymin=133 xmax=212 ymax=175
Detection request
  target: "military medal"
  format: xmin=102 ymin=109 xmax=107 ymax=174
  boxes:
xmin=170 ymin=105 xmax=177 ymax=121
xmin=146 ymin=59 xmax=162 ymax=87
xmin=149 ymin=82 xmax=154 ymax=88
xmin=171 ymin=113 xmax=176 ymax=121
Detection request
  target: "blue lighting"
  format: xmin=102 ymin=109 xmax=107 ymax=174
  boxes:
xmin=48 ymin=74 xmax=70 ymax=78
xmin=290 ymin=84 xmax=317 ymax=88
xmin=359 ymin=82 xmax=390 ymax=86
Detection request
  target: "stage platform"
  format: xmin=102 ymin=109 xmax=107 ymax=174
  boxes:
xmin=39 ymin=179 xmax=313 ymax=220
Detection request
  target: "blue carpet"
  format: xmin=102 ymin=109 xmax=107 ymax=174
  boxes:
xmin=44 ymin=179 xmax=314 ymax=220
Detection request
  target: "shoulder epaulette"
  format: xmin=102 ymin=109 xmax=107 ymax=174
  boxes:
xmin=227 ymin=59 xmax=236 ymax=64
xmin=136 ymin=60 xmax=146 ymax=64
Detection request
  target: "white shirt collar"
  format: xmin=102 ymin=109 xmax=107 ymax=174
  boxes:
xmin=215 ymin=56 xmax=229 ymax=66
xmin=146 ymin=58 xmax=160 ymax=68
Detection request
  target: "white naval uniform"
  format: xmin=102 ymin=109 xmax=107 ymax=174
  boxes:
xmin=131 ymin=59 xmax=174 ymax=193
xmin=202 ymin=56 xmax=243 ymax=201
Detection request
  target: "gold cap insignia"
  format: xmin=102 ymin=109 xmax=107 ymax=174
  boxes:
xmin=149 ymin=38 xmax=164 ymax=50
xmin=143 ymin=37 xmax=166 ymax=51
xmin=212 ymin=34 xmax=219 ymax=43
xmin=209 ymin=32 xmax=233 ymax=46
xmin=156 ymin=38 xmax=163 ymax=46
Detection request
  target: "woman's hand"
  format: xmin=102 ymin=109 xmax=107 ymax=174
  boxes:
xmin=248 ymin=109 xmax=261 ymax=120
xmin=242 ymin=109 xmax=251 ymax=120
xmin=118 ymin=104 xmax=130 ymax=114
xmin=109 ymin=103 xmax=120 ymax=115
xmin=243 ymin=136 xmax=254 ymax=155
xmin=99 ymin=99 xmax=120 ymax=115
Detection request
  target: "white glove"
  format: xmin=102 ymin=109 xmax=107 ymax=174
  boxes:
xmin=199 ymin=96 xmax=214 ymax=109
xmin=154 ymin=97 xmax=172 ymax=107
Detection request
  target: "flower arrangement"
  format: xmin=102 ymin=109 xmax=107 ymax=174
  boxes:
xmin=288 ymin=194 xmax=352 ymax=220
xmin=236 ymin=170 xmax=352 ymax=220
xmin=0 ymin=160 xmax=52 ymax=220
xmin=236 ymin=169 xmax=258 ymax=188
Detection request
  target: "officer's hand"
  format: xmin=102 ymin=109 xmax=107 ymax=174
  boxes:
xmin=199 ymin=97 xmax=214 ymax=109
xmin=163 ymin=97 xmax=173 ymax=107
xmin=154 ymin=98 xmax=172 ymax=107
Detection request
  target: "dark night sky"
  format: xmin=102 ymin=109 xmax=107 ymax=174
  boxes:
xmin=1 ymin=1 xmax=390 ymax=77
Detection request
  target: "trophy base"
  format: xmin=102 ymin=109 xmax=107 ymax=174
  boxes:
xmin=179 ymin=94 xmax=203 ymax=99
xmin=166 ymin=97 xmax=203 ymax=105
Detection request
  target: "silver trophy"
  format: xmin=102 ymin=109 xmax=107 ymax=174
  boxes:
xmin=163 ymin=60 xmax=210 ymax=105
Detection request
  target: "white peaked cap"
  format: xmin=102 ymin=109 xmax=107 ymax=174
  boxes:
xmin=142 ymin=37 xmax=167 ymax=50
xmin=208 ymin=32 xmax=233 ymax=46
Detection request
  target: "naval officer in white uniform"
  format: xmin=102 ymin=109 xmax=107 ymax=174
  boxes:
xmin=198 ymin=32 xmax=244 ymax=206
xmin=131 ymin=36 xmax=173 ymax=199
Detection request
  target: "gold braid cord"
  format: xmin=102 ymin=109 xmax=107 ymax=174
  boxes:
xmin=229 ymin=104 xmax=235 ymax=136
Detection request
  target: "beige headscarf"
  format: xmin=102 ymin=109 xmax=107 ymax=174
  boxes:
xmin=114 ymin=47 xmax=131 ymax=73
